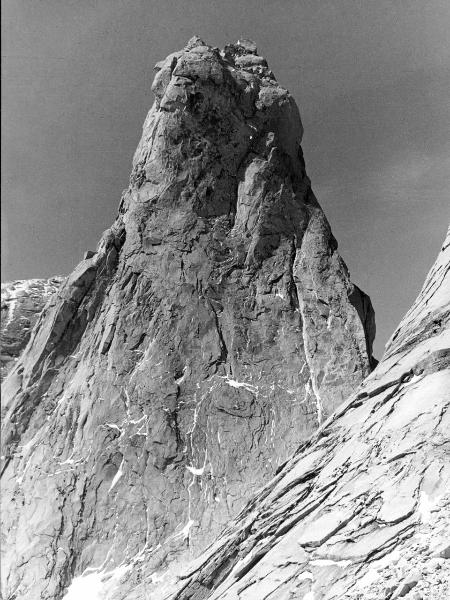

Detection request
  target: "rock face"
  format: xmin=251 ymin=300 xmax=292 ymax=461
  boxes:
xmin=156 ymin=229 xmax=449 ymax=600
xmin=0 ymin=278 xmax=63 ymax=380
xmin=1 ymin=38 xmax=375 ymax=600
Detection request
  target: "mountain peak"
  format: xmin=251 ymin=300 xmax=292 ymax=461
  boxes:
xmin=2 ymin=41 xmax=376 ymax=600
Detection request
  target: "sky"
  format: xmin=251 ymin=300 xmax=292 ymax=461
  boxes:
xmin=2 ymin=0 xmax=449 ymax=357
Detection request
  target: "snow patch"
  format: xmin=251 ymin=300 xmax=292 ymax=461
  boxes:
xmin=174 ymin=519 xmax=195 ymax=541
xmin=105 ymin=423 xmax=122 ymax=433
xmin=129 ymin=415 xmax=146 ymax=425
xmin=175 ymin=366 xmax=187 ymax=385
xmin=417 ymin=490 xmax=442 ymax=523
xmin=418 ymin=491 xmax=432 ymax=523
xmin=108 ymin=458 xmax=124 ymax=493
xmin=223 ymin=377 xmax=258 ymax=393
xmin=63 ymin=564 xmax=131 ymax=600
xmin=310 ymin=558 xmax=352 ymax=568
xmin=186 ymin=464 xmax=205 ymax=476
xmin=60 ymin=455 xmax=75 ymax=466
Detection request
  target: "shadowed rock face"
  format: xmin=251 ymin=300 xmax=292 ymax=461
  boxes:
xmin=1 ymin=38 xmax=375 ymax=600
xmin=154 ymin=229 xmax=449 ymax=600
xmin=0 ymin=278 xmax=63 ymax=380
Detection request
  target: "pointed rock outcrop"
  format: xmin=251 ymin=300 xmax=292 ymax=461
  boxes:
xmin=1 ymin=277 xmax=63 ymax=380
xmin=1 ymin=39 xmax=375 ymax=600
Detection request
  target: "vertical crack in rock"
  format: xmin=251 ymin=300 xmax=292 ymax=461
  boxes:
xmin=299 ymin=298 xmax=324 ymax=425
xmin=1 ymin=37 xmax=378 ymax=600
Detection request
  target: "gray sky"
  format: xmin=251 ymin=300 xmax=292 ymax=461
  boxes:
xmin=2 ymin=0 xmax=449 ymax=357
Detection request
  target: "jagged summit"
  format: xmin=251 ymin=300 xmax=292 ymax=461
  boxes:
xmin=2 ymin=40 xmax=375 ymax=600
xmin=172 ymin=36 xmax=267 ymax=71
xmin=0 ymin=277 xmax=63 ymax=380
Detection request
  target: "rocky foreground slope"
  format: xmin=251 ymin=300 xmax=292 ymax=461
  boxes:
xmin=0 ymin=278 xmax=63 ymax=379
xmin=148 ymin=229 xmax=448 ymax=600
xmin=1 ymin=39 xmax=375 ymax=600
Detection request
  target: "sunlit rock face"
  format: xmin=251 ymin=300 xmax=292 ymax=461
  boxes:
xmin=157 ymin=229 xmax=450 ymax=600
xmin=1 ymin=278 xmax=63 ymax=380
xmin=1 ymin=38 xmax=375 ymax=600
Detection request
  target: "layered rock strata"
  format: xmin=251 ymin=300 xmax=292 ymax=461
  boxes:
xmin=155 ymin=228 xmax=449 ymax=600
xmin=1 ymin=38 xmax=375 ymax=600
xmin=0 ymin=277 xmax=63 ymax=380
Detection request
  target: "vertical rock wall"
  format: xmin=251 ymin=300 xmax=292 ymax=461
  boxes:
xmin=1 ymin=38 xmax=375 ymax=600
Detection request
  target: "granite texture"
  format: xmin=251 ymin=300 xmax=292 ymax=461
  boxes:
xmin=1 ymin=38 xmax=376 ymax=600
xmin=155 ymin=231 xmax=450 ymax=600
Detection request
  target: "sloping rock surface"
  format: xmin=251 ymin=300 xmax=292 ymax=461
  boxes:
xmin=1 ymin=278 xmax=63 ymax=380
xmin=1 ymin=38 xmax=375 ymax=600
xmin=153 ymin=228 xmax=449 ymax=600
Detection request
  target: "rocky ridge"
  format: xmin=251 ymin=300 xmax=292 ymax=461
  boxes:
xmin=0 ymin=277 xmax=63 ymax=380
xmin=2 ymin=38 xmax=375 ymax=600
